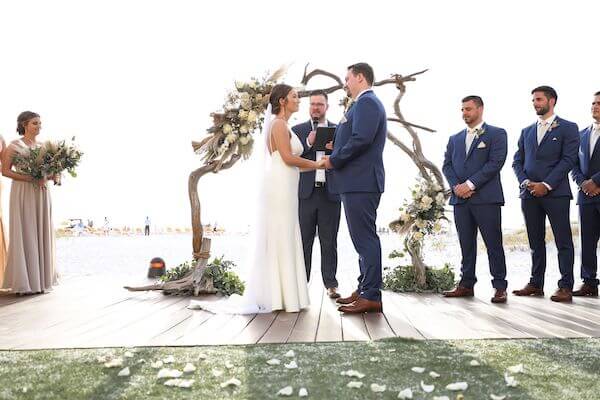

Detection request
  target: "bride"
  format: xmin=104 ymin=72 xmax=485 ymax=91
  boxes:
xmin=190 ymin=84 xmax=327 ymax=313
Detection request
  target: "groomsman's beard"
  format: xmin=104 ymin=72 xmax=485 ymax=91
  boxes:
xmin=535 ymin=105 xmax=550 ymax=116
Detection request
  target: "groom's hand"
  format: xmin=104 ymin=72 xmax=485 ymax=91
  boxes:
xmin=322 ymin=156 xmax=334 ymax=170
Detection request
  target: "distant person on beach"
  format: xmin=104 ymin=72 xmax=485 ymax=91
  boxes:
xmin=103 ymin=217 xmax=110 ymax=235
xmin=144 ymin=216 xmax=151 ymax=236
xmin=1 ymin=111 xmax=57 ymax=295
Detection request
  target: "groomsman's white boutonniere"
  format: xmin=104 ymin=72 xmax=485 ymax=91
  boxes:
xmin=474 ymin=127 xmax=486 ymax=138
xmin=547 ymin=120 xmax=560 ymax=133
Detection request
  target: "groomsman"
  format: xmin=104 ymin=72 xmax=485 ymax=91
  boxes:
xmin=292 ymin=90 xmax=342 ymax=299
xmin=570 ymin=91 xmax=600 ymax=297
xmin=512 ymin=86 xmax=580 ymax=302
xmin=442 ymin=96 xmax=508 ymax=303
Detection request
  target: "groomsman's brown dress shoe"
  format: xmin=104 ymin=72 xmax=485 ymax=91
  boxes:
xmin=512 ymin=284 xmax=544 ymax=297
xmin=336 ymin=290 xmax=359 ymax=305
xmin=491 ymin=289 xmax=507 ymax=303
xmin=442 ymin=286 xmax=474 ymax=298
xmin=550 ymin=288 xmax=573 ymax=302
xmin=327 ymin=287 xmax=341 ymax=299
xmin=337 ymin=297 xmax=383 ymax=314
xmin=572 ymin=284 xmax=598 ymax=297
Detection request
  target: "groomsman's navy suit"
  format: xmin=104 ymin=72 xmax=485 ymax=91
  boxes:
xmin=571 ymin=124 xmax=600 ymax=288
xmin=512 ymin=116 xmax=580 ymax=290
xmin=442 ymin=123 xmax=508 ymax=289
xmin=292 ymin=120 xmax=341 ymax=288
xmin=329 ymin=90 xmax=386 ymax=302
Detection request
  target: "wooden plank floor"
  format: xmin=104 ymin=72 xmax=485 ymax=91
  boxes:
xmin=1 ymin=276 xmax=600 ymax=350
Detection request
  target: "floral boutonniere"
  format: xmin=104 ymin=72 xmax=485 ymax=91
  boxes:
xmin=474 ymin=128 xmax=486 ymax=138
xmin=340 ymin=96 xmax=354 ymax=113
xmin=547 ymin=120 xmax=560 ymax=133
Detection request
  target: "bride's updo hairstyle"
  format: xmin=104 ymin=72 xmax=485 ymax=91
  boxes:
xmin=268 ymin=84 xmax=293 ymax=114
xmin=16 ymin=111 xmax=40 ymax=136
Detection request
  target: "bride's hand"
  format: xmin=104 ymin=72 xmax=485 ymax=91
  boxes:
xmin=316 ymin=159 xmax=327 ymax=169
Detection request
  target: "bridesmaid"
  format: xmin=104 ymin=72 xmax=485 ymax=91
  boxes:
xmin=1 ymin=111 xmax=57 ymax=295
xmin=0 ymin=135 xmax=7 ymax=287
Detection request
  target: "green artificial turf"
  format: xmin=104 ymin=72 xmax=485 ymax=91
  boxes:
xmin=1 ymin=338 xmax=599 ymax=399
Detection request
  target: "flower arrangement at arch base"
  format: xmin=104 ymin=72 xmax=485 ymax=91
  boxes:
xmin=384 ymin=178 xmax=456 ymax=293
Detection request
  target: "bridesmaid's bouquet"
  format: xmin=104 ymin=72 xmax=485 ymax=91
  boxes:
xmin=13 ymin=138 xmax=83 ymax=185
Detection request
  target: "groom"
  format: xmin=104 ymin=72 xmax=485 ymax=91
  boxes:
xmin=324 ymin=62 xmax=386 ymax=313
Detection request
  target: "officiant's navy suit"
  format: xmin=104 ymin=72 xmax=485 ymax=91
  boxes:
xmin=571 ymin=125 xmax=600 ymax=287
xmin=442 ymin=123 xmax=508 ymax=289
xmin=512 ymin=116 xmax=579 ymax=290
xmin=329 ymin=89 xmax=386 ymax=302
xmin=292 ymin=120 xmax=341 ymax=289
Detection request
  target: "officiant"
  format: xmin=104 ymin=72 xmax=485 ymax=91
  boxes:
xmin=292 ymin=90 xmax=341 ymax=299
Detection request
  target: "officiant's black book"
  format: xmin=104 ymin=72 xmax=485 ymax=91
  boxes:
xmin=314 ymin=127 xmax=336 ymax=154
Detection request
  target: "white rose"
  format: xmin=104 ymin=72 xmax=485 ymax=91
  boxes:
xmin=241 ymin=100 xmax=252 ymax=110
xmin=226 ymin=133 xmax=238 ymax=143
xmin=235 ymin=81 xmax=244 ymax=90
xmin=247 ymin=110 xmax=258 ymax=123
xmin=413 ymin=231 xmax=424 ymax=240
xmin=239 ymin=135 xmax=251 ymax=145
xmin=239 ymin=125 xmax=249 ymax=134
xmin=415 ymin=219 xmax=427 ymax=229
xmin=238 ymin=110 xmax=248 ymax=120
xmin=249 ymin=81 xmax=258 ymax=89
xmin=433 ymin=222 xmax=442 ymax=232
xmin=222 ymin=123 xmax=233 ymax=135
xmin=421 ymin=196 xmax=433 ymax=207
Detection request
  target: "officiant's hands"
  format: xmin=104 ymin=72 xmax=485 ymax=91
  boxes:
xmin=325 ymin=141 xmax=333 ymax=150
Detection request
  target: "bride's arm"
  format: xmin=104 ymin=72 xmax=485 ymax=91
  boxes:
xmin=2 ymin=144 xmax=36 ymax=183
xmin=271 ymin=120 xmax=321 ymax=170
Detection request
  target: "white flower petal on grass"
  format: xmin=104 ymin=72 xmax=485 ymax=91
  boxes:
xmin=284 ymin=360 xmax=298 ymax=369
xmin=163 ymin=355 xmax=175 ymax=364
xmin=117 ymin=367 xmax=130 ymax=377
xmin=267 ymin=358 xmax=281 ymax=366
xmin=212 ymin=369 xmax=224 ymax=377
xmin=398 ymin=388 xmax=413 ymax=399
xmin=507 ymin=363 xmax=524 ymax=374
xmin=347 ymin=381 xmax=363 ymax=389
xmin=341 ymin=370 xmax=365 ymax=379
xmin=420 ymin=381 xmax=435 ymax=393
xmin=220 ymin=378 xmax=242 ymax=388
xmin=370 ymin=383 xmax=386 ymax=393
xmin=285 ymin=350 xmax=295 ymax=358
xmin=470 ymin=360 xmax=481 ymax=366
xmin=490 ymin=395 xmax=506 ymax=400
xmin=388 ymin=349 xmax=396 ymax=353
xmin=197 ymin=353 xmax=207 ymax=361
xmin=157 ymin=368 xmax=183 ymax=379
xmin=277 ymin=386 xmax=294 ymax=396
xmin=137 ymin=359 xmax=146 ymax=364
xmin=164 ymin=379 xmax=194 ymax=388
xmin=504 ymin=373 xmax=518 ymax=387
xmin=96 ymin=355 xmax=108 ymax=363
xmin=124 ymin=351 xmax=134 ymax=358
xmin=150 ymin=361 xmax=163 ymax=369
xmin=104 ymin=358 xmax=123 ymax=368
xmin=429 ymin=371 xmax=440 ymax=378
xmin=298 ymin=387 xmax=308 ymax=397
xmin=183 ymin=363 xmax=196 ymax=373
xmin=225 ymin=361 xmax=234 ymax=369
xmin=411 ymin=367 xmax=425 ymax=373
xmin=446 ymin=382 xmax=468 ymax=391
xmin=369 ymin=357 xmax=379 ymax=362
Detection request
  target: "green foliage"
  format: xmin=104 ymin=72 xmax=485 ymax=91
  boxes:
xmin=383 ymin=263 xmax=455 ymax=293
xmin=160 ymin=256 xmax=245 ymax=297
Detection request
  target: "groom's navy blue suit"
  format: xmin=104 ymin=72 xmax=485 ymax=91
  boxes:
xmin=571 ymin=124 xmax=600 ymax=287
xmin=512 ymin=116 xmax=579 ymax=290
xmin=329 ymin=89 xmax=386 ymax=302
xmin=442 ymin=123 xmax=508 ymax=289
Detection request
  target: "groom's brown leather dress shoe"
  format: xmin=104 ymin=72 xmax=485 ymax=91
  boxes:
xmin=512 ymin=284 xmax=544 ymax=297
xmin=491 ymin=289 xmax=507 ymax=304
xmin=336 ymin=290 xmax=359 ymax=305
xmin=550 ymin=288 xmax=572 ymax=303
xmin=572 ymin=284 xmax=598 ymax=297
xmin=442 ymin=286 xmax=474 ymax=298
xmin=337 ymin=297 xmax=382 ymax=314
xmin=327 ymin=287 xmax=341 ymax=299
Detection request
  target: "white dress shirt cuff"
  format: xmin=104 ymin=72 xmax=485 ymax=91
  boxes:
xmin=542 ymin=182 xmax=552 ymax=191
xmin=465 ymin=180 xmax=475 ymax=190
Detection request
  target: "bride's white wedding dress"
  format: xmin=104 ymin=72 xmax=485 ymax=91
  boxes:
xmin=189 ymin=120 xmax=310 ymax=314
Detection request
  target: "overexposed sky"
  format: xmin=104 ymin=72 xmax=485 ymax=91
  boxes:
xmin=0 ymin=0 xmax=598 ymax=230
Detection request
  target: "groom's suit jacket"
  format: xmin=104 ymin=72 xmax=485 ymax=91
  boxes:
xmin=442 ymin=123 xmax=507 ymax=206
xmin=571 ymin=125 xmax=600 ymax=205
xmin=329 ymin=90 xmax=386 ymax=194
xmin=292 ymin=120 xmax=339 ymax=202
xmin=512 ymin=116 xmax=579 ymax=199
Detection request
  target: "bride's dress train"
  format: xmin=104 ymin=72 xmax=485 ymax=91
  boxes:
xmin=189 ymin=122 xmax=309 ymax=314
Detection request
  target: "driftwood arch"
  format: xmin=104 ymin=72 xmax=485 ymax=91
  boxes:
xmin=126 ymin=65 xmax=446 ymax=294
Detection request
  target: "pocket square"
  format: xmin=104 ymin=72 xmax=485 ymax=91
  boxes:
xmin=339 ymin=115 xmax=348 ymax=124
xmin=477 ymin=141 xmax=486 ymax=149
xmin=552 ymin=137 xmax=558 ymax=141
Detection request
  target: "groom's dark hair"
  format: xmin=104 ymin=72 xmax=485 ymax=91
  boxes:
xmin=348 ymin=63 xmax=374 ymax=85
xmin=594 ymin=90 xmax=600 ymax=96
xmin=532 ymin=85 xmax=558 ymax=104
xmin=462 ymin=95 xmax=484 ymax=107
